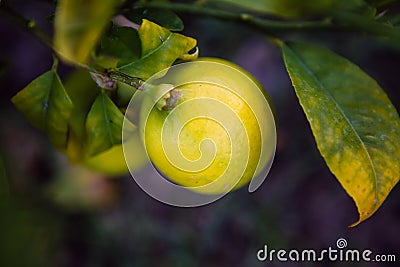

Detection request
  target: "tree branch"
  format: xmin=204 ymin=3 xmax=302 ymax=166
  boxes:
xmin=0 ymin=2 xmax=145 ymax=90
xmin=128 ymin=2 xmax=334 ymax=34
xmin=0 ymin=3 xmax=53 ymax=49
xmin=128 ymin=1 xmax=400 ymax=43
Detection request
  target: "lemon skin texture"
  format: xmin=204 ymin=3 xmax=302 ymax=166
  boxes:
xmin=143 ymin=58 xmax=275 ymax=194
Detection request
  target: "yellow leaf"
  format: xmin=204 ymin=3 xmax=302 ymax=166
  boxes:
xmin=283 ymin=42 xmax=400 ymax=226
xmin=54 ymin=0 xmax=119 ymax=64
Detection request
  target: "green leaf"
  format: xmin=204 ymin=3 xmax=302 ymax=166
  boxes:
xmin=97 ymin=24 xmax=141 ymax=67
xmin=12 ymin=70 xmax=73 ymax=150
xmin=125 ymin=8 xmax=184 ymax=31
xmin=63 ymin=71 xmax=137 ymax=165
xmin=118 ymin=19 xmax=197 ymax=79
xmin=143 ymin=9 xmax=184 ymax=31
xmin=65 ymin=71 xmax=100 ymax=142
xmin=336 ymin=0 xmax=377 ymax=17
xmin=282 ymin=42 xmax=400 ymax=226
xmin=54 ymin=0 xmax=120 ymax=64
xmin=63 ymin=71 xmax=100 ymax=162
xmin=85 ymin=91 xmax=124 ymax=156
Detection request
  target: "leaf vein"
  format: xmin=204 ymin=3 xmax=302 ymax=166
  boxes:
xmin=286 ymin=44 xmax=379 ymax=203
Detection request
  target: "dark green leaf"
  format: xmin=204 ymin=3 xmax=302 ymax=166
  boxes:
xmin=125 ymin=8 xmax=184 ymax=31
xmin=97 ymin=24 xmax=141 ymax=67
xmin=144 ymin=9 xmax=184 ymax=31
xmin=282 ymin=42 xmax=400 ymax=226
xmin=336 ymin=0 xmax=377 ymax=17
xmin=123 ymin=8 xmax=143 ymax=25
xmin=85 ymin=91 xmax=124 ymax=156
xmin=12 ymin=70 xmax=73 ymax=150
xmin=63 ymin=71 xmax=100 ymax=162
xmin=118 ymin=19 xmax=197 ymax=79
xmin=54 ymin=0 xmax=120 ymax=64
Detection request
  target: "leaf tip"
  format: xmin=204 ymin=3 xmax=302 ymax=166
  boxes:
xmin=349 ymin=200 xmax=382 ymax=227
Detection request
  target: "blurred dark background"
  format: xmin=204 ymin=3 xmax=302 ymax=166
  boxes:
xmin=1 ymin=1 xmax=399 ymax=266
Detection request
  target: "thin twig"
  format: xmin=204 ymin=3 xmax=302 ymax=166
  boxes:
xmin=0 ymin=3 xmax=53 ymax=49
xmin=0 ymin=2 xmax=145 ymax=90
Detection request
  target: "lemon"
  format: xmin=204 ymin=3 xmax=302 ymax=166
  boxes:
xmin=141 ymin=58 xmax=276 ymax=194
xmin=83 ymin=143 xmax=128 ymax=176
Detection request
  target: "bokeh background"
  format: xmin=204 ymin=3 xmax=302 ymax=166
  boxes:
xmin=1 ymin=1 xmax=399 ymax=266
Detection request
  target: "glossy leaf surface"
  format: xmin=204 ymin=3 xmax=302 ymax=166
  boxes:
xmin=63 ymin=71 xmax=100 ymax=162
xmin=12 ymin=70 xmax=73 ymax=150
xmin=125 ymin=8 xmax=184 ymax=31
xmin=97 ymin=24 xmax=141 ymax=67
xmin=85 ymin=92 xmax=125 ymax=156
xmin=118 ymin=19 xmax=197 ymax=79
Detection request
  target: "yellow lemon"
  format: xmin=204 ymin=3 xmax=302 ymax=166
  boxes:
xmin=141 ymin=58 xmax=276 ymax=194
xmin=82 ymin=142 xmax=131 ymax=176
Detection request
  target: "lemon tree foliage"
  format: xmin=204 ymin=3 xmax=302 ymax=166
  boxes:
xmin=118 ymin=19 xmax=197 ymax=79
xmin=11 ymin=1 xmax=197 ymax=173
xmin=283 ymin=42 xmax=400 ymax=225
xmin=64 ymin=71 xmax=136 ymax=176
xmin=85 ymin=92 xmax=126 ymax=156
xmin=54 ymin=0 xmax=121 ymax=64
xmin=12 ymin=66 xmax=73 ymax=151
xmin=63 ymin=71 xmax=101 ymax=163
xmin=97 ymin=25 xmax=142 ymax=67
xmin=6 ymin=0 xmax=400 ymax=224
xmin=125 ymin=8 xmax=184 ymax=31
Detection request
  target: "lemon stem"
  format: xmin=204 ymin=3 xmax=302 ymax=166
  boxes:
xmin=108 ymin=70 xmax=145 ymax=90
